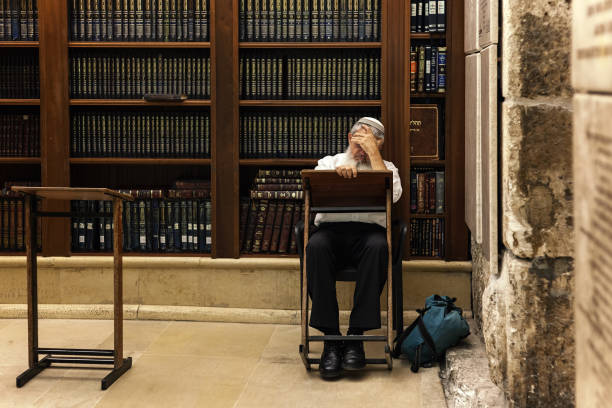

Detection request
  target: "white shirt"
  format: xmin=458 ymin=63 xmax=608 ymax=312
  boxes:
xmin=313 ymin=152 xmax=402 ymax=228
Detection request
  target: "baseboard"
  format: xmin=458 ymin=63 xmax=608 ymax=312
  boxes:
xmin=0 ymin=303 xmax=433 ymax=325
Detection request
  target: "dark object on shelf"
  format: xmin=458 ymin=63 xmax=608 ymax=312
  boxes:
xmin=143 ymin=93 xmax=188 ymax=102
xmin=410 ymin=104 xmax=439 ymax=159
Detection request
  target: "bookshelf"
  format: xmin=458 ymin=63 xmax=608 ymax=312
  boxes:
xmin=0 ymin=0 xmax=41 ymax=254
xmin=0 ymin=0 xmax=467 ymax=261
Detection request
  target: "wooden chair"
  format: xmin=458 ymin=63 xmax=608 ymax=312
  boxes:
xmin=296 ymin=170 xmax=407 ymax=370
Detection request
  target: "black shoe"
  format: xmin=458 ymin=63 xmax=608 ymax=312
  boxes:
xmin=342 ymin=339 xmax=366 ymax=370
xmin=319 ymin=341 xmax=343 ymax=379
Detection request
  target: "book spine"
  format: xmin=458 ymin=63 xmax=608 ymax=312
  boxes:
xmin=424 ymin=45 xmax=431 ymax=92
xmin=204 ymin=199 xmax=211 ymax=252
xmin=435 ymin=171 xmax=444 ymax=214
xmin=310 ymin=0 xmax=318 ymax=41
xmin=428 ymin=0 xmax=436 ymax=33
xmin=410 ymin=48 xmax=416 ymax=92
xmin=288 ymin=201 xmax=300 ymax=253
xmin=260 ymin=200 xmax=276 ymax=252
xmin=294 ymin=0 xmax=301 ymax=41
xmin=277 ymin=200 xmax=293 ymax=253
xmin=417 ymin=45 xmax=425 ymax=93
xmin=437 ymin=0 xmax=445 ymax=32
xmin=431 ymin=45 xmax=438 ymax=92
xmin=243 ymin=199 xmax=258 ymax=252
xmin=287 ymin=0 xmax=294 ymax=41
xmin=302 ymin=0 xmax=309 ymax=41
xmin=269 ymin=200 xmax=284 ymax=253
xmin=437 ymin=46 xmax=446 ymax=93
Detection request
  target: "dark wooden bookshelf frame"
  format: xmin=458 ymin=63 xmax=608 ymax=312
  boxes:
xmin=406 ymin=0 xmax=467 ymax=260
xmin=1 ymin=0 xmax=466 ymax=261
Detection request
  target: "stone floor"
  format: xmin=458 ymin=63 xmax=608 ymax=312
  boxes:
xmin=0 ymin=319 xmax=447 ymax=407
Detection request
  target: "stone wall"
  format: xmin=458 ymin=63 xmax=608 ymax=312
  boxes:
xmin=467 ymin=0 xmax=575 ymax=406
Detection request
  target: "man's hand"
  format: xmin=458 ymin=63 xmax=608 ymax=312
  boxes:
xmin=350 ymin=125 xmax=379 ymax=156
xmin=336 ymin=164 xmax=357 ymax=178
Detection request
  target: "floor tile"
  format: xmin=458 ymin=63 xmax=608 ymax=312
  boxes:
xmin=146 ymin=321 xmax=275 ymax=359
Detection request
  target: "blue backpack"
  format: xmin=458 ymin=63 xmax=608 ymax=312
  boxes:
xmin=392 ymin=295 xmax=470 ymax=372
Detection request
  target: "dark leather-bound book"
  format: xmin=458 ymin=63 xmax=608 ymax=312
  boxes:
xmin=204 ymin=199 xmax=211 ymax=252
xmin=238 ymin=198 xmax=250 ymax=252
xmin=426 ymin=172 xmax=433 ymax=213
xmin=410 ymin=105 xmax=439 ymax=160
xmin=269 ymin=200 xmax=285 ymax=253
xmin=251 ymin=199 xmax=268 ymax=253
xmin=289 ymin=201 xmax=301 ymax=254
xmin=243 ymin=199 xmax=259 ymax=252
xmin=261 ymin=200 xmax=277 ymax=252
xmin=278 ymin=200 xmax=294 ymax=254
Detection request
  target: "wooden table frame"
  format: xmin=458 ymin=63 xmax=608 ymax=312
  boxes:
xmin=11 ymin=187 xmax=134 ymax=390
xmin=298 ymin=170 xmax=394 ymax=370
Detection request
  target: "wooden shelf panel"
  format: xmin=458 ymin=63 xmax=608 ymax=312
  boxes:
xmin=411 ymin=159 xmax=446 ymax=166
xmin=0 ymin=157 xmax=41 ymax=164
xmin=70 ymin=158 xmax=211 ymax=165
xmin=410 ymin=93 xmax=445 ymax=99
xmin=240 ymin=159 xmax=318 ymax=166
xmin=240 ymin=253 xmax=299 ymax=258
xmin=0 ymin=99 xmax=40 ymax=105
xmin=240 ymin=100 xmax=382 ymax=107
xmin=0 ymin=41 xmax=39 ymax=47
xmin=69 ymin=41 xmax=211 ymax=48
xmin=71 ymin=252 xmax=212 ymax=257
xmin=410 ymin=33 xmax=446 ymax=40
xmin=240 ymin=42 xmax=382 ymax=48
xmin=70 ymin=99 xmax=211 ymax=106
xmin=407 ymin=256 xmax=445 ymax=260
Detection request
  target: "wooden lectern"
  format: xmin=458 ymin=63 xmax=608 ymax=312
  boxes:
xmin=11 ymin=187 xmax=134 ymax=390
xmin=299 ymin=170 xmax=394 ymax=370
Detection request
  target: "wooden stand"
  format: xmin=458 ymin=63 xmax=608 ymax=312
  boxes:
xmin=11 ymin=187 xmax=134 ymax=390
xmin=299 ymin=170 xmax=394 ymax=370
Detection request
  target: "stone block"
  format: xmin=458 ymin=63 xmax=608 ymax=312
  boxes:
xmin=572 ymin=1 xmax=612 ymax=93
xmin=465 ymin=0 xmax=480 ymax=53
xmin=481 ymin=250 xmax=575 ymax=407
xmin=573 ymin=94 xmax=612 ymax=408
xmin=501 ymin=100 xmax=573 ymax=259
xmin=465 ymin=53 xmax=482 ymax=243
xmin=481 ymin=44 xmax=498 ymax=269
xmin=479 ymin=0 xmax=498 ymax=48
xmin=502 ymin=0 xmax=572 ymax=98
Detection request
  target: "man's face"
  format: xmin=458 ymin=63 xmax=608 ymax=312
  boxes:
xmin=347 ymin=125 xmax=382 ymax=163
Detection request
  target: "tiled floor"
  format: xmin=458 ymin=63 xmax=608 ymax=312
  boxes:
xmin=0 ymin=319 xmax=447 ymax=408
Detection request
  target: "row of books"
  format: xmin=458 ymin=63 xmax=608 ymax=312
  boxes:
xmin=0 ymin=112 xmax=39 ymax=157
xmin=0 ymin=52 xmax=39 ymax=98
xmin=410 ymin=44 xmax=446 ymax=94
xmin=240 ymin=112 xmax=373 ymax=158
xmin=410 ymin=0 xmax=445 ymax=33
xmin=410 ymin=218 xmax=444 ymax=257
xmin=0 ymin=181 xmax=41 ymax=252
xmin=239 ymin=0 xmax=381 ymax=42
xmin=71 ymin=111 xmax=210 ymax=158
xmin=410 ymin=168 xmax=444 ymax=214
xmin=0 ymin=0 xmax=38 ymax=41
xmin=70 ymin=52 xmax=211 ymax=99
xmin=240 ymin=52 xmax=380 ymax=100
xmin=69 ymin=0 xmax=209 ymax=42
xmin=71 ymin=197 xmax=212 ymax=252
xmin=241 ymin=169 xmax=304 ymax=253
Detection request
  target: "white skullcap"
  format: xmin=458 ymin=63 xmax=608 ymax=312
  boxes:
xmin=357 ymin=117 xmax=384 ymax=137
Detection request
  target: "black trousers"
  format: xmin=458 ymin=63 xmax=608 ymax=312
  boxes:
xmin=306 ymin=222 xmax=388 ymax=333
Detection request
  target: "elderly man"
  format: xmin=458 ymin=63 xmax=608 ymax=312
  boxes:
xmin=307 ymin=117 xmax=402 ymax=379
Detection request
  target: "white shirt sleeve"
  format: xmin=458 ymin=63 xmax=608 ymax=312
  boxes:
xmin=384 ymin=160 xmax=403 ymax=203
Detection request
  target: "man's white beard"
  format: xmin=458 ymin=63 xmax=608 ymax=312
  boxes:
xmin=344 ymin=146 xmax=372 ymax=170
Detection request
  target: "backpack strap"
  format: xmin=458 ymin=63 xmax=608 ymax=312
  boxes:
xmin=391 ymin=314 xmax=421 ymax=358
xmin=417 ymin=315 xmax=438 ymax=361
xmin=410 ymin=344 xmax=422 ymax=373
